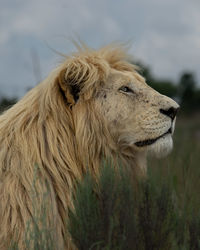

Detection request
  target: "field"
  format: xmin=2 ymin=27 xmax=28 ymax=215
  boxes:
xmin=149 ymin=114 xmax=200 ymax=214
xmin=68 ymin=114 xmax=200 ymax=250
xmin=9 ymin=114 xmax=200 ymax=249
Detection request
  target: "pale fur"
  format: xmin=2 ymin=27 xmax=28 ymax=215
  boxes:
xmin=0 ymin=44 xmax=179 ymax=249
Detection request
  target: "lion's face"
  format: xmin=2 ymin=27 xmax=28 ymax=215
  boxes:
xmin=95 ymin=68 xmax=179 ymax=156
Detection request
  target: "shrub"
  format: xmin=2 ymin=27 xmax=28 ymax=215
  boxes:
xmin=68 ymin=163 xmax=181 ymax=250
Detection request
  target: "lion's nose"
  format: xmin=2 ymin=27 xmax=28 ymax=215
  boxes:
xmin=160 ymin=107 xmax=180 ymax=120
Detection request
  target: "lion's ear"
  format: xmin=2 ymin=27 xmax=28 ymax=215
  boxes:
xmin=58 ymin=68 xmax=81 ymax=106
xmin=58 ymin=59 xmax=92 ymax=105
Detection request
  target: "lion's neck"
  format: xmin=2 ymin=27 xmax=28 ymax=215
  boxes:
xmin=76 ymin=135 xmax=147 ymax=178
xmin=114 ymin=144 xmax=148 ymax=177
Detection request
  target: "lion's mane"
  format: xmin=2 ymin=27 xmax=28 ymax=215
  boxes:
xmin=0 ymin=45 xmax=141 ymax=249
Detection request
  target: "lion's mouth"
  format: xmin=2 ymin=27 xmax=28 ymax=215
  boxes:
xmin=135 ymin=128 xmax=172 ymax=147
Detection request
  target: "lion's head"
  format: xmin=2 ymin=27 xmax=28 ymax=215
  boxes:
xmin=58 ymin=45 xmax=179 ymax=169
xmin=94 ymin=68 xmax=179 ymax=157
xmin=0 ymin=43 xmax=179 ymax=249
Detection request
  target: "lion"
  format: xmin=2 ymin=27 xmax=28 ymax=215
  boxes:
xmin=0 ymin=43 xmax=179 ymax=249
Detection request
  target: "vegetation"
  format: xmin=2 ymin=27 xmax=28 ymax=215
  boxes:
xmin=9 ymin=115 xmax=200 ymax=249
xmin=68 ymin=165 xmax=177 ymax=250
xmin=0 ymin=97 xmax=16 ymax=113
xmin=68 ymin=118 xmax=200 ymax=249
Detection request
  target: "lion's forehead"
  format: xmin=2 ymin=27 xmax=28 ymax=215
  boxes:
xmin=105 ymin=69 xmax=147 ymax=88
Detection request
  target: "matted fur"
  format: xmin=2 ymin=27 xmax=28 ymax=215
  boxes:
xmin=0 ymin=44 xmax=178 ymax=249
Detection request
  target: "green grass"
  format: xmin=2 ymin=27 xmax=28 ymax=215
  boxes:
xmin=149 ymin=115 xmax=200 ymax=214
xmin=146 ymin=115 xmax=200 ymax=249
xmin=68 ymin=115 xmax=200 ymax=250
xmin=68 ymin=161 xmax=200 ymax=250
xmin=10 ymin=115 xmax=200 ymax=249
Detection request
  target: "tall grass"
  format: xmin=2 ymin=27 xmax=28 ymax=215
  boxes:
xmin=10 ymin=116 xmax=200 ymax=249
xmin=148 ymin=115 xmax=200 ymax=249
xmin=68 ymin=161 xmax=200 ymax=249
xmin=149 ymin=115 xmax=200 ymax=216
xmin=68 ymin=116 xmax=200 ymax=249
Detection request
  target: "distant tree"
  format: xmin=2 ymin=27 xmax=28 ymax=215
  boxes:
xmin=178 ymin=72 xmax=197 ymax=112
xmin=194 ymin=89 xmax=200 ymax=110
xmin=0 ymin=97 xmax=17 ymax=113
xmin=148 ymin=80 xmax=178 ymax=98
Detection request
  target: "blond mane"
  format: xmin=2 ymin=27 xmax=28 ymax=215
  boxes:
xmin=0 ymin=44 xmax=142 ymax=249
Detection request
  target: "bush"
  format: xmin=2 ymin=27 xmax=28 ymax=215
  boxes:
xmin=9 ymin=153 xmax=200 ymax=249
xmin=68 ymin=162 xmax=200 ymax=250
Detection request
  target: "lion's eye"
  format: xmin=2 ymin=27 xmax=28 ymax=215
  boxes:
xmin=119 ymin=86 xmax=134 ymax=93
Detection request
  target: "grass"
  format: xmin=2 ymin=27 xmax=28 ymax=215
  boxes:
xmin=149 ymin=114 xmax=200 ymax=214
xmin=68 ymin=159 xmax=200 ymax=249
xmin=9 ymin=114 xmax=200 ymax=249
xmin=68 ymin=114 xmax=200 ymax=249
xmin=148 ymin=114 xmax=200 ymax=249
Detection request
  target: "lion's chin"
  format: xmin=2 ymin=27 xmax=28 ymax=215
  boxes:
xmin=147 ymin=134 xmax=173 ymax=158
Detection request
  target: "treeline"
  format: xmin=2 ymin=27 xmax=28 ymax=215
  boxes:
xmin=0 ymin=97 xmax=17 ymax=113
xmin=0 ymin=64 xmax=200 ymax=114
xmin=137 ymin=62 xmax=200 ymax=114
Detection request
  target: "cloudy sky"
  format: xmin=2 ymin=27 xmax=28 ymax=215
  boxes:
xmin=0 ymin=0 xmax=200 ymax=97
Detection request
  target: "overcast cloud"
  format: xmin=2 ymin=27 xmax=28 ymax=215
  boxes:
xmin=0 ymin=0 xmax=200 ymax=97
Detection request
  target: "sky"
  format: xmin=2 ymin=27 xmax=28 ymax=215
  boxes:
xmin=0 ymin=0 xmax=200 ymax=98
